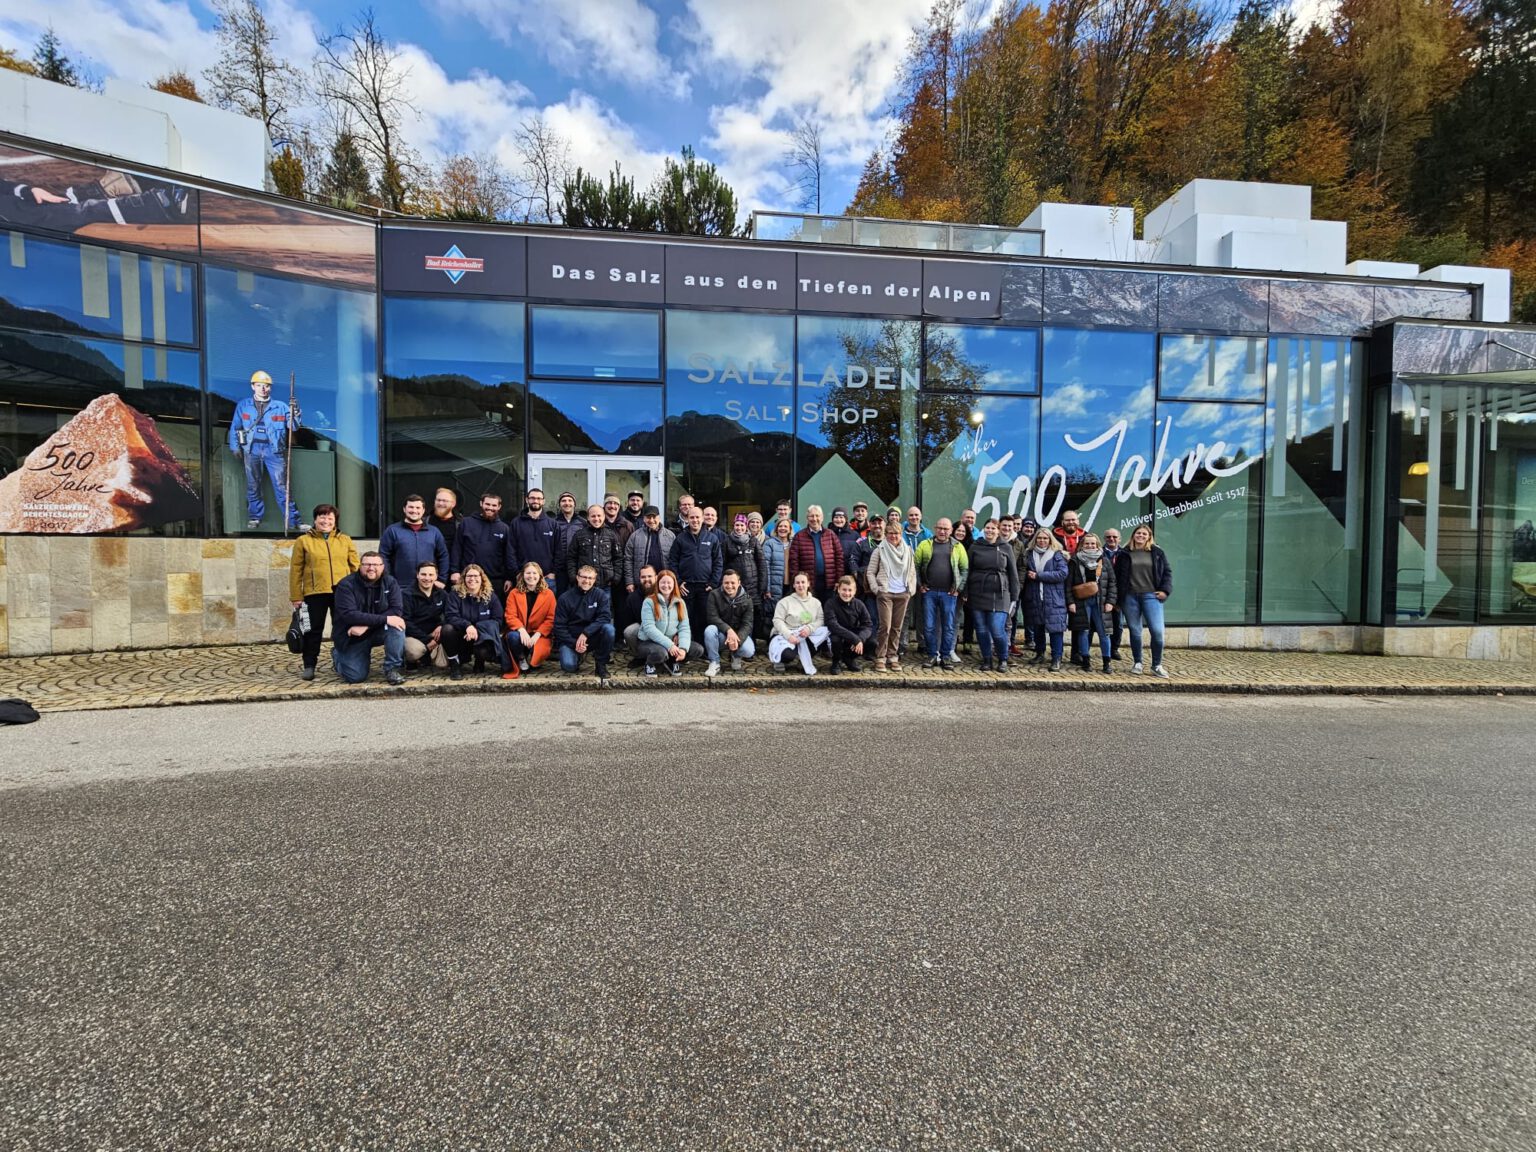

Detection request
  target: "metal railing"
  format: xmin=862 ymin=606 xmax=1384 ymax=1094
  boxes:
xmin=750 ymin=211 xmax=1043 ymax=257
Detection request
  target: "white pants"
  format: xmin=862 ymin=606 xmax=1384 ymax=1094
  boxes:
xmin=769 ymin=627 xmax=830 ymax=673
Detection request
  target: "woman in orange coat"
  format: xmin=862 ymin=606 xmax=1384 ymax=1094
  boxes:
xmin=503 ymin=561 xmax=557 ymax=677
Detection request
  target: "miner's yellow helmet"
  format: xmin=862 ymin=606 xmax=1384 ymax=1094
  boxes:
xmin=249 ymin=370 xmax=273 ymax=387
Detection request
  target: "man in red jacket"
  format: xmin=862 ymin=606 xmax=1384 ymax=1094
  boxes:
xmin=787 ymin=504 xmax=844 ymax=601
xmin=1052 ymin=509 xmax=1086 ymax=555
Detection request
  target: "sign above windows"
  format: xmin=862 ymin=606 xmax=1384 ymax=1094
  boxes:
xmin=380 ymin=229 xmax=527 ymax=296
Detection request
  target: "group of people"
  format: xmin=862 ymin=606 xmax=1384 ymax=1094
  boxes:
xmin=287 ymin=487 xmax=1174 ymax=685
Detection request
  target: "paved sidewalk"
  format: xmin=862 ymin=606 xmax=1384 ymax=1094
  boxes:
xmin=2 ymin=642 xmax=1535 ymax=712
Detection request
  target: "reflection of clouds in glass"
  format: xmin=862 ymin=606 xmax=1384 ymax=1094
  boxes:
xmin=385 ymin=299 xmax=524 ymax=373
xmin=667 ymin=311 xmax=792 ymax=368
xmin=1043 ymin=381 xmax=1103 ymax=417
xmin=1111 ymin=383 xmax=1155 ymax=427
xmin=1160 ymin=336 xmax=1263 ymax=400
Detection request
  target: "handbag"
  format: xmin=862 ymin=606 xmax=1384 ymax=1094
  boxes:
xmin=284 ymin=603 xmax=310 ymax=653
xmin=1071 ymin=561 xmax=1099 ymax=600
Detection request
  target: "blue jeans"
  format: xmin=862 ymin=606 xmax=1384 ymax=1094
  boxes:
xmin=1122 ymin=593 xmax=1166 ymax=667
xmin=1073 ymin=600 xmax=1111 ymax=665
xmin=923 ymin=590 xmax=958 ymax=659
xmin=703 ymin=625 xmax=756 ymax=663
xmin=558 ymin=624 xmax=615 ymax=673
xmin=1033 ymin=629 xmax=1064 ymax=662
xmin=331 ymin=624 xmax=404 ymax=683
xmin=973 ymin=608 xmax=1009 ymax=664
xmin=242 ymin=441 xmax=299 ymax=527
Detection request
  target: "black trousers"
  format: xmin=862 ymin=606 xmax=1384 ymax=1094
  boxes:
xmin=300 ymin=593 xmax=332 ymax=670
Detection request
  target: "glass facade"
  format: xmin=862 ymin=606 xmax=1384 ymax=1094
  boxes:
xmin=8 ymin=135 xmax=1536 ymax=638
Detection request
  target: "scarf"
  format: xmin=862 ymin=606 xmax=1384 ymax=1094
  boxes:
xmin=1078 ymin=547 xmax=1103 ymax=565
xmin=1031 ymin=546 xmax=1053 ymax=573
xmin=876 ymin=537 xmax=910 ymax=580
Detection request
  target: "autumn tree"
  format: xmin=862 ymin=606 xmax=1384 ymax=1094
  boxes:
xmin=0 ymin=43 xmax=39 ymax=76
xmin=317 ymin=9 xmax=419 ymax=213
xmin=205 ymin=0 xmax=306 ymax=143
xmin=151 ymin=71 xmax=203 ymax=102
xmin=270 ymin=147 xmax=306 ymax=199
xmin=432 ymin=153 xmax=512 ymax=222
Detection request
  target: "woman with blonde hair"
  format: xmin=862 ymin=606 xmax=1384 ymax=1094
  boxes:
xmin=1022 ymin=526 xmax=1070 ymax=671
xmin=445 ymin=562 xmax=510 ymax=679
xmin=503 ymin=560 xmax=557 ymax=678
xmin=288 ymin=503 xmax=360 ymax=681
xmin=865 ymin=518 xmax=917 ymax=671
xmin=1067 ymin=531 xmax=1117 ymax=674
xmin=637 ymin=568 xmax=691 ymax=677
xmin=1111 ymin=523 xmax=1173 ymax=677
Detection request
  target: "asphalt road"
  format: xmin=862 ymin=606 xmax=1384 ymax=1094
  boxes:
xmin=2 ymin=692 xmax=1534 ymax=1151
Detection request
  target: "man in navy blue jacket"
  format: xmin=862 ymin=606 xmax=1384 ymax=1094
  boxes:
xmin=669 ymin=506 xmax=723 ymax=634
xmin=508 ymin=487 xmax=558 ymax=585
xmin=451 ymin=493 xmax=515 ymax=595
xmin=554 ymin=565 xmax=614 ymax=685
xmin=331 ymin=551 xmax=405 ymax=685
xmin=378 ymin=494 xmax=449 ymax=590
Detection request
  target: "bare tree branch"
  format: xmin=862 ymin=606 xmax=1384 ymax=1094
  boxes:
xmin=512 ymin=115 xmax=573 ymax=223
xmin=315 ymin=9 xmax=419 ymax=212
xmin=785 ymin=115 xmax=826 ymax=213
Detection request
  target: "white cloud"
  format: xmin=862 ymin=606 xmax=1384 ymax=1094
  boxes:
xmin=0 ymin=1 xmax=219 ymax=84
xmin=1043 ymin=382 xmax=1104 ymax=419
xmin=439 ymin=0 xmax=688 ymax=98
xmin=542 ymin=90 xmax=670 ymax=187
xmin=678 ymin=0 xmax=936 ymax=213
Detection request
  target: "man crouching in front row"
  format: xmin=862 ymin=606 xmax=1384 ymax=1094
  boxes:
xmin=555 ymin=564 xmax=615 ymax=687
xmin=331 ymin=550 xmax=406 ymax=685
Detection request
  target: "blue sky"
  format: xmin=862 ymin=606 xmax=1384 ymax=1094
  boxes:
xmin=1 ymin=0 xmax=955 ymax=217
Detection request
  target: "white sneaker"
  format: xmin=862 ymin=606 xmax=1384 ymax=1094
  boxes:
xmin=1153 ymin=664 xmax=1169 ymax=678
xmin=1132 ymin=662 xmax=1144 ymax=674
xmin=705 ymin=660 xmax=720 ymax=678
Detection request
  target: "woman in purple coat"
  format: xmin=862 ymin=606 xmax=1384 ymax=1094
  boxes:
xmin=1021 ymin=527 xmax=1070 ymax=671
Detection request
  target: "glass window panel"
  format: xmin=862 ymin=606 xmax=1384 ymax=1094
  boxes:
xmin=1262 ymin=337 xmax=1365 ymax=622
xmin=1159 ymin=335 xmax=1265 ymax=401
xmin=1041 ymin=328 xmax=1155 ymax=536
xmin=0 ymin=230 xmax=195 ymax=345
xmin=920 ymin=393 xmax=1039 ymax=523
xmin=531 ymin=306 xmax=659 ymax=380
xmin=1153 ymin=400 xmax=1264 ymax=624
xmin=206 ymin=266 xmax=378 ymax=537
xmin=925 ymin=324 xmax=1039 ymax=394
xmin=795 ymin=316 xmax=920 ymax=516
xmin=0 ymin=330 xmax=202 ymax=534
xmin=1389 ymin=380 xmax=1477 ymax=622
xmin=384 ymin=297 xmax=525 ymax=511
xmin=529 ymin=382 xmax=662 ymax=453
xmin=665 ymin=310 xmax=795 ymax=514
xmin=1477 ymin=386 xmax=1536 ymax=623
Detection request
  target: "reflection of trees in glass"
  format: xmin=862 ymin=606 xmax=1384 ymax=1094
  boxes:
xmin=917 ymin=326 xmax=990 ymax=466
xmin=812 ymin=320 xmax=926 ymax=503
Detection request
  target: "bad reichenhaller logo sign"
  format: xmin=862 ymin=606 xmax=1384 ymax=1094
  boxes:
xmin=425 ymin=244 xmax=484 ymax=284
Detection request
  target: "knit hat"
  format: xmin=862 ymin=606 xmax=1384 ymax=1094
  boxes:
xmin=734 ymin=513 xmax=748 ymax=527
xmin=832 ymin=506 xmax=848 ymax=518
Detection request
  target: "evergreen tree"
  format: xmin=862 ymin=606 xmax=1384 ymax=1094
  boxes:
xmin=649 ymin=147 xmax=742 ymax=237
xmin=32 ymin=29 xmax=79 ymax=86
xmin=559 ymin=164 xmax=659 ymax=232
xmin=320 ymin=131 xmax=373 ymax=209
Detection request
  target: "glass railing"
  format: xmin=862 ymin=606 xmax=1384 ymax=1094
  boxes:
xmin=750 ymin=211 xmax=1043 ymax=257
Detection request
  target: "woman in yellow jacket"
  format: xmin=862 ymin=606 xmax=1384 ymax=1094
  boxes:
xmin=289 ymin=502 xmax=360 ymax=680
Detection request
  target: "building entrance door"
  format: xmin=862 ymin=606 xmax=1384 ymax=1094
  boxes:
xmin=526 ymin=454 xmax=665 ymax=512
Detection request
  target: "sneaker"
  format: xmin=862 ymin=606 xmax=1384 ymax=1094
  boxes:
xmin=770 ymin=659 xmax=785 ymax=673
xmin=518 ymin=659 xmax=530 ymax=673
xmin=888 ymin=658 xmax=902 ymax=671
xmin=1049 ymin=658 xmax=1062 ymax=672
xmin=978 ymin=658 xmax=993 ymax=672
xmin=597 ymin=675 xmax=612 ymax=688
xmin=803 ymin=666 xmax=817 ymax=677
xmin=1132 ymin=662 xmax=1144 ymax=675
xmin=1154 ymin=664 xmax=1170 ymax=679
xmin=997 ymin=660 xmax=1009 ymax=674
xmin=246 ymin=518 xmax=262 ymax=530
xmin=449 ymin=663 xmax=463 ymax=681
xmin=385 ymin=669 xmax=404 ymax=686
xmin=942 ymin=658 xmax=961 ymax=670
xmin=1026 ymin=653 xmax=1044 ymax=666
xmin=1102 ymin=662 xmax=1112 ymax=674
xmin=300 ymin=666 xmax=315 ymax=681
xmin=1009 ymin=645 xmax=1024 ymax=657
xmin=925 ymin=656 xmax=942 ymax=669
xmin=730 ymin=656 xmax=744 ymax=672
xmin=669 ymin=662 xmax=683 ymax=677
xmin=501 ymin=671 xmax=518 ymax=680
xmin=705 ymin=660 xmax=720 ymax=678
xmin=643 ymin=664 xmax=657 ymax=678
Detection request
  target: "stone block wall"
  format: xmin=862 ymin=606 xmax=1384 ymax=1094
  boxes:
xmin=0 ymin=536 xmax=377 ymax=657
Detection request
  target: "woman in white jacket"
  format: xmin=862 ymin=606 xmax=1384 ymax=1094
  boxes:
xmin=770 ymin=571 xmax=830 ymax=676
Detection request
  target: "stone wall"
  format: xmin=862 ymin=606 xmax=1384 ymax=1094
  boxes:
xmin=0 ymin=536 xmax=376 ymax=657
xmin=2 ymin=538 xmax=1534 ymax=661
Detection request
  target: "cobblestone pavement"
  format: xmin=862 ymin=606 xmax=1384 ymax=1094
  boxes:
xmin=2 ymin=641 xmax=1535 ymax=712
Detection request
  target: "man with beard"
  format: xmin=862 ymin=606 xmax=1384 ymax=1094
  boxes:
xmin=379 ymin=493 xmax=449 ymax=590
xmin=509 ymin=487 xmax=557 ymax=587
xmin=451 ymin=493 xmax=515 ymax=595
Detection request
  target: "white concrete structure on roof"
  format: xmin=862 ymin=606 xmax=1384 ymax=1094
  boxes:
xmin=0 ymin=70 xmax=269 ymax=190
xmin=1021 ymin=202 xmax=1144 ymax=263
